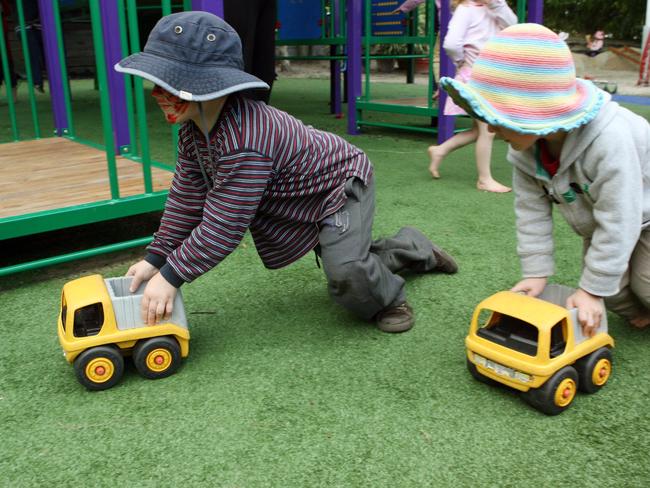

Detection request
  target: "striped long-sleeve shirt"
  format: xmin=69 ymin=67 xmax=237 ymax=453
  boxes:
xmin=146 ymin=95 xmax=373 ymax=287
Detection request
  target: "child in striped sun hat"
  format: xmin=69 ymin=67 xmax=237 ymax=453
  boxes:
xmin=441 ymin=23 xmax=650 ymax=334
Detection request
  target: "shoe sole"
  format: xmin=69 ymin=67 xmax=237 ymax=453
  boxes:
xmin=377 ymin=320 xmax=414 ymax=333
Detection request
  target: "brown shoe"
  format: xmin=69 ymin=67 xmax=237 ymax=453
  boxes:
xmin=432 ymin=244 xmax=458 ymax=273
xmin=376 ymin=302 xmax=414 ymax=333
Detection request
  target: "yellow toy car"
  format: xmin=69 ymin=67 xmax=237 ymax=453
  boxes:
xmin=465 ymin=284 xmax=614 ymax=415
xmin=57 ymin=274 xmax=190 ymax=390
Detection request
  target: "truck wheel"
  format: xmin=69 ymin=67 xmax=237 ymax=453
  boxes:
xmin=522 ymin=366 xmax=578 ymax=416
xmin=74 ymin=346 xmax=124 ymax=391
xmin=133 ymin=336 xmax=181 ymax=380
xmin=466 ymin=358 xmax=499 ymax=386
xmin=575 ymin=347 xmax=612 ymax=393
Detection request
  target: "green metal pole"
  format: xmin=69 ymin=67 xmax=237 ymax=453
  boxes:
xmin=0 ymin=237 xmax=153 ymax=277
xmin=117 ymin=0 xmax=137 ymax=157
xmin=127 ymin=0 xmax=153 ymax=193
xmin=89 ymin=0 xmax=120 ymax=199
xmin=15 ymin=0 xmax=41 ymax=138
xmin=183 ymin=0 xmax=192 ymax=11
xmin=517 ymin=0 xmax=526 ymax=23
xmin=51 ymin=0 xmax=75 ymax=137
xmin=0 ymin=9 xmax=19 ymax=140
xmin=162 ymin=0 xmax=172 ymax=16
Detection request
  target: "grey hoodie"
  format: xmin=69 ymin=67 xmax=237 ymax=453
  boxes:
xmin=507 ymin=95 xmax=650 ymax=297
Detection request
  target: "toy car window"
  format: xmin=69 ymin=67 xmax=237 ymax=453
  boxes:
xmin=61 ymin=294 xmax=67 ymax=331
xmin=73 ymin=303 xmax=104 ymax=337
xmin=476 ymin=311 xmax=538 ymax=356
xmin=549 ymin=320 xmax=567 ymax=358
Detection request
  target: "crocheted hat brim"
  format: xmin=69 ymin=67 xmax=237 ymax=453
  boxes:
xmin=440 ymin=75 xmax=605 ymax=136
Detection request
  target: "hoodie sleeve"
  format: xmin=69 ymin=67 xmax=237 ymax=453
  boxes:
xmin=578 ymin=134 xmax=644 ymax=297
xmin=512 ymin=163 xmax=556 ymax=279
xmin=486 ymin=0 xmax=518 ymax=30
xmin=443 ymin=5 xmax=472 ymax=65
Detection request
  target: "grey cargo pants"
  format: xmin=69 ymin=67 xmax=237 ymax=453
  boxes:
xmin=602 ymin=228 xmax=650 ymax=320
xmin=317 ymin=177 xmax=440 ymax=320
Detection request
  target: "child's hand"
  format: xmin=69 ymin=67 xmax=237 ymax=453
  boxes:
xmin=140 ymin=272 xmax=177 ymax=325
xmin=126 ymin=260 xmax=159 ymax=292
xmin=566 ymin=289 xmax=604 ymax=337
xmin=511 ymin=277 xmax=547 ymax=297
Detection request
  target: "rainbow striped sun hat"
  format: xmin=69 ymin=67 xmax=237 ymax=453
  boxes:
xmin=440 ymin=23 xmax=605 ymax=136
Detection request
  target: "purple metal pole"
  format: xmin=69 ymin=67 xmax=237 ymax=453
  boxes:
xmin=100 ymin=0 xmax=130 ymax=153
xmin=527 ymin=0 xmax=543 ymax=23
xmin=38 ymin=0 xmax=68 ymax=135
xmin=192 ymin=0 xmax=224 ymax=17
xmin=437 ymin=0 xmax=454 ymax=143
xmin=330 ymin=0 xmax=342 ymax=116
xmin=346 ymin=0 xmax=361 ymax=135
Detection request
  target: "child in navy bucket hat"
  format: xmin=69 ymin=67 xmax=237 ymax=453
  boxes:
xmin=117 ymin=11 xmax=458 ymax=333
xmin=441 ymin=23 xmax=650 ymax=333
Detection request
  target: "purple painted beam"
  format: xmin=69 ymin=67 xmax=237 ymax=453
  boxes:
xmin=437 ymin=0 xmax=454 ymax=143
xmin=330 ymin=0 xmax=342 ymax=116
xmin=100 ymin=0 xmax=130 ymax=152
xmin=192 ymin=0 xmax=224 ymax=17
xmin=527 ymin=0 xmax=543 ymax=23
xmin=346 ymin=0 xmax=361 ymax=135
xmin=38 ymin=0 xmax=68 ymax=135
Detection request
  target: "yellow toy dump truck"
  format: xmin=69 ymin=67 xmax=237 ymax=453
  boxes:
xmin=58 ymin=274 xmax=190 ymax=390
xmin=466 ymin=285 xmax=614 ymax=415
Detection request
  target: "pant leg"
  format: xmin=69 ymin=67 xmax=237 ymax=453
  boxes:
xmin=224 ymin=0 xmax=274 ymax=103
xmin=250 ymin=0 xmax=276 ymax=102
xmin=605 ymin=229 xmax=650 ymax=320
xmin=318 ymin=177 xmax=406 ymax=320
xmin=26 ymin=27 xmax=43 ymax=87
xmin=370 ymin=226 xmax=439 ymax=274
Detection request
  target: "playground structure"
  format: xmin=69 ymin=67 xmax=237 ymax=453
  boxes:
xmin=0 ymin=0 xmax=221 ymax=276
xmin=1 ymin=0 xmax=543 ymax=276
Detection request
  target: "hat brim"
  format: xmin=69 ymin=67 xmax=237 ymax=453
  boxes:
xmin=439 ymin=76 xmax=605 ymax=136
xmin=115 ymin=51 xmax=269 ymax=102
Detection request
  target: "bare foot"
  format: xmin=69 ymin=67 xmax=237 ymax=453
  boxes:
xmin=630 ymin=315 xmax=650 ymax=329
xmin=427 ymin=145 xmax=444 ymax=179
xmin=477 ymin=180 xmax=511 ymax=193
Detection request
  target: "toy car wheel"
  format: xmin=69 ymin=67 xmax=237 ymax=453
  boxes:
xmin=133 ymin=336 xmax=181 ymax=380
xmin=522 ymin=366 xmax=578 ymax=416
xmin=74 ymin=346 xmax=124 ymax=391
xmin=575 ymin=347 xmax=612 ymax=393
xmin=466 ymin=358 xmax=499 ymax=386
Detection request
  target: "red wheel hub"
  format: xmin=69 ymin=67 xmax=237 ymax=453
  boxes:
xmin=154 ymin=355 xmax=164 ymax=365
xmin=95 ymin=366 xmax=106 ymax=376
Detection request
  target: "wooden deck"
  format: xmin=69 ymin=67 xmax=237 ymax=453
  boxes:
xmin=0 ymin=138 xmax=174 ymax=219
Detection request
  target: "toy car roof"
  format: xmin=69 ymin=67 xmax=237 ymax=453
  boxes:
xmin=476 ymin=291 xmax=569 ymax=330
xmin=61 ymin=274 xmax=108 ymax=310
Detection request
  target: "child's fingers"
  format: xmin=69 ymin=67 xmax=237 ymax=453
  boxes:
xmin=164 ymin=301 xmax=174 ymax=321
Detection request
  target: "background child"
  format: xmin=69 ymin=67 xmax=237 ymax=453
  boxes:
xmin=440 ymin=23 xmax=650 ymax=334
xmin=428 ymin=0 xmax=516 ymax=193
xmin=116 ymin=11 xmax=458 ymax=334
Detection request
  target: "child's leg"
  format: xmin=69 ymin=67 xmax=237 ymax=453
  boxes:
xmin=474 ymin=121 xmax=511 ymax=193
xmin=604 ymin=229 xmax=650 ymax=328
xmin=427 ymin=126 xmax=477 ymax=178
xmin=317 ymin=177 xmax=406 ymax=321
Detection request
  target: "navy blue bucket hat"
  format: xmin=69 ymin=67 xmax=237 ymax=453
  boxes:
xmin=115 ymin=11 xmax=269 ymax=101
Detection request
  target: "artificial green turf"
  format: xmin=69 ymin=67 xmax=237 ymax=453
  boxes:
xmin=1 ymin=78 xmax=650 ymax=486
